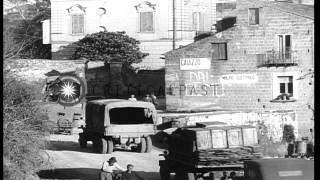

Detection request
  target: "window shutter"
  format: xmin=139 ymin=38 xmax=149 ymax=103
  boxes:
xmin=255 ymin=9 xmax=259 ymax=24
xmin=259 ymin=7 xmax=264 ymax=25
xmin=212 ymin=43 xmax=227 ymax=60
xmin=140 ymin=12 xmax=153 ymax=32
xmin=72 ymin=15 xmax=84 ymax=34
xmin=249 ymin=9 xmax=255 ymax=25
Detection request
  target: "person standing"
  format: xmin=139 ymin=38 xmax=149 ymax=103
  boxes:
xmin=150 ymin=92 xmax=158 ymax=106
xmin=143 ymin=94 xmax=152 ymax=103
xmin=128 ymin=94 xmax=137 ymax=101
xmin=100 ymin=157 xmax=126 ymax=180
xmin=121 ymin=164 xmax=145 ymax=180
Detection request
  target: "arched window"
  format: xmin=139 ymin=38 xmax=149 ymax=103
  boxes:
xmin=67 ymin=4 xmax=86 ymax=35
xmin=135 ymin=1 xmax=156 ymax=33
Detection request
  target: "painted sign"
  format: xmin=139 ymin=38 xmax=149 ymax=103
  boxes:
xmin=220 ymin=74 xmax=258 ymax=84
xmin=180 ymin=58 xmax=211 ymax=70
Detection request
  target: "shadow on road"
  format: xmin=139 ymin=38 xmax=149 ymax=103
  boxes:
xmin=38 ymin=168 xmax=100 ymax=180
xmin=47 ymin=140 xmax=96 ymax=153
xmin=38 ymin=168 xmax=161 ymax=180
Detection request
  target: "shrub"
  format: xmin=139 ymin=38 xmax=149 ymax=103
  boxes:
xmin=3 ymin=70 xmax=51 ymax=179
xmin=71 ymin=31 xmax=148 ymax=65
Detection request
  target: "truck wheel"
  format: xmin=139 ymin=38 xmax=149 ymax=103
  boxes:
xmin=145 ymin=136 xmax=152 ymax=153
xmin=101 ymin=138 xmax=108 ymax=154
xmin=93 ymin=137 xmax=101 ymax=153
xmin=107 ymin=138 xmax=114 ymax=154
xmin=138 ymin=137 xmax=147 ymax=153
xmin=79 ymin=133 xmax=87 ymax=148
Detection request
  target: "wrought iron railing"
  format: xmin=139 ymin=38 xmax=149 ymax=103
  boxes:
xmin=257 ymin=50 xmax=298 ymax=67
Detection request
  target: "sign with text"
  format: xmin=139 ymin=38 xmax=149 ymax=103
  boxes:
xmin=220 ymin=74 xmax=258 ymax=84
xmin=180 ymin=58 xmax=211 ymax=70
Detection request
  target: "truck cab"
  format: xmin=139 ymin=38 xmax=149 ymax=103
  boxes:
xmin=79 ymin=99 xmax=157 ymax=153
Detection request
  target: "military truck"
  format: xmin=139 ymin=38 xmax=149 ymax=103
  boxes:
xmin=159 ymin=123 xmax=263 ymax=180
xmin=79 ymin=99 xmax=157 ymax=153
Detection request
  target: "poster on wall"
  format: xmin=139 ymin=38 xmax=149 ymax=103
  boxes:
xmin=180 ymin=58 xmax=211 ymax=70
xmin=220 ymin=73 xmax=258 ymax=84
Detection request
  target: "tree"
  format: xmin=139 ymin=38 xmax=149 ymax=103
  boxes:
xmin=3 ymin=70 xmax=52 ymax=179
xmin=4 ymin=0 xmax=51 ymax=59
xmin=71 ymin=31 xmax=149 ymax=65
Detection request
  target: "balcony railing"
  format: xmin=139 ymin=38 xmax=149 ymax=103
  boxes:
xmin=257 ymin=50 xmax=298 ymax=67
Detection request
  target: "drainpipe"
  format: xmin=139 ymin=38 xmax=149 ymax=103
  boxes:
xmin=172 ymin=0 xmax=176 ymax=50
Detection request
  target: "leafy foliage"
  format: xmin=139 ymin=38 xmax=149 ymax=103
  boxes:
xmin=3 ymin=70 xmax=52 ymax=179
xmin=71 ymin=31 xmax=149 ymax=64
xmin=3 ymin=0 xmax=51 ymax=59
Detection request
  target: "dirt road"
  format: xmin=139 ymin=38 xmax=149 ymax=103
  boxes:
xmin=38 ymin=134 xmax=167 ymax=180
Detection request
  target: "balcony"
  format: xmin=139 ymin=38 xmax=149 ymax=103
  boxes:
xmin=257 ymin=50 xmax=298 ymax=67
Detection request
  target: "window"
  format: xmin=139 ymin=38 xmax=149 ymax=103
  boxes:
xmin=72 ymin=14 xmax=84 ymax=34
xmin=278 ymin=35 xmax=292 ymax=59
xmin=278 ymin=76 xmax=293 ymax=96
xmin=140 ymin=12 xmax=154 ymax=32
xmin=212 ymin=43 xmax=227 ymax=60
xmin=248 ymin=8 xmax=259 ymax=25
xmin=272 ymin=75 xmax=296 ymax=102
xmin=192 ymin=12 xmax=201 ymax=31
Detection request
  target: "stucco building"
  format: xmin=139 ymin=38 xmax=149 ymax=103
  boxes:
xmin=164 ymin=0 xmax=314 ymax=139
xmin=46 ymin=0 xmax=244 ymax=70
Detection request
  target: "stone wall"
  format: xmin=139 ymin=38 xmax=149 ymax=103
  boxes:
xmin=4 ymin=59 xmax=165 ymax=102
xmin=164 ymin=1 xmax=314 ymax=139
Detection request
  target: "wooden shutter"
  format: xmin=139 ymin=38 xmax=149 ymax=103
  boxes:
xmin=249 ymin=8 xmax=259 ymax=25
xmin=140 ymin=12 xmax=153 ymax=32
xmin=72 ymin=15 xmax=84 ymax=34
xmin=192 ymin=12 xmax=200 ymax=31
xmin=255 ymin=8 xmax=259 ymax=24
xmin=212 ymin=43 xmax=227 ymax=60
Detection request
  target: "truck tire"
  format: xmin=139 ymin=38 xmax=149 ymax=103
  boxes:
xmin=79 ymin=133 xmax=87 ymax=148
xmin=107 ymin=138 xmax=114 ymax=154
xmin=145 ymin=136 xmax=152 ymax=153
xmin=92 ymin=136 xmax=100 ymax=153
xmin=101 ymin=138 xmax=108 ymax=154
xmin=138 ymin=137 xmax=147 ymax=153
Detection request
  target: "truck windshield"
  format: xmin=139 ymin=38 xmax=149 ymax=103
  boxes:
xmin=109 ymin=107 xmax=154 ymax=124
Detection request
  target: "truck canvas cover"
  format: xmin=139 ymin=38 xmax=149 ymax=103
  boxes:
xmin=85 ymin=99 xmax=156 ymax=133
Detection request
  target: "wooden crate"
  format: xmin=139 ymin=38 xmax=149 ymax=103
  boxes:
xmin=194 ymin=129 xmax=212 ymax=150
xmin=227 ymin=128 xmax=243 ymax=148
xmin=210 ymin=129 xmax=228 ymax=149
xmin=242 ymin=127 xmax=258 ymax=146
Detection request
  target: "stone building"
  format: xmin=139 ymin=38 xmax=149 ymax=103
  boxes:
xmin=164 ymin=0 xmax=314 ymax=139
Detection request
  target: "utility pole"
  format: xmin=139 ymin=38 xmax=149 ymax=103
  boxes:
xmin=172 ymin=0 xmax=176 ymax=50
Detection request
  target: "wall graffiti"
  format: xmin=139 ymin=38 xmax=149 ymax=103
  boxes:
xmin=166 ymin=70 xmax=224 ymax=97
